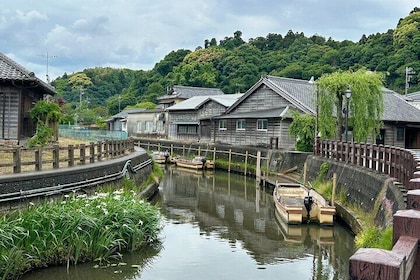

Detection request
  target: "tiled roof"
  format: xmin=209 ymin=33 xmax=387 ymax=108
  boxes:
xmin=0 ymin=52 xmax=55 ymax=95
xmin=265 ymin=75 xmax=316 ymax=114
xmin=159 ymin=85 xmax=224 ymax=101
xmin=166 ymin=94 xmax=242 ymax=111
xmin=383 ymin=90 xmax=420 ymax=122
xmin=227 ymin=75 xmax=420 ymax=123
xmin=111 ymin=108 xmax=146 ymax=119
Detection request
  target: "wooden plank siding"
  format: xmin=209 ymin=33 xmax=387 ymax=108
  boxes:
xmin=229 ymin=87 xmax=291 ymax=114
xmin=167 ymin=100 xmax=229 ymax=142
xmin=214 ymin=117 xmax=295 ymax=149
xmin=0 ymin=91 xmax=19 ymax=139
xmin=213 ymin=86 xmax=297 ymax=149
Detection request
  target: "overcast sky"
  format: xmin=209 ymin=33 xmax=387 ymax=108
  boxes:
xmin=1 ymin=0 xmax=416 ymax=83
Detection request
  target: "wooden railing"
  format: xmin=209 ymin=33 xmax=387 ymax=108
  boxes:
xmin=314 ymin=140 xmax=420 ymax=279
xmin=315 ymin=140 xmax=419 ymax=190
xmin=0 ymin=139 xmax=134 ymax=174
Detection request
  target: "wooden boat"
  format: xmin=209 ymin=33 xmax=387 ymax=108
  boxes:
xmin=151 ymin=151 xmax=172 ymax=164
xmin=174 ymin=156 xmax=214 ymax=170
xmin=273 ymin=182 xmax=335 ymax=226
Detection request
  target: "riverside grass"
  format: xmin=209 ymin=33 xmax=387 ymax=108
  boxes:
xmin=0 ymin=189 xmax=162 ymax=280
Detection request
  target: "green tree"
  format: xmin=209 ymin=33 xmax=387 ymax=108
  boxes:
xmin=29 ymin=100 xmax=62 ymax=146
xmin=289 ymin=111 xmax=316 ymax=152
xmin=316 ymin=69 xmax=384 ymax=142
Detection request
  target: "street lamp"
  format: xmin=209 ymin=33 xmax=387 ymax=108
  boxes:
xmin=344 ymin=88 xmax=352 ymax=142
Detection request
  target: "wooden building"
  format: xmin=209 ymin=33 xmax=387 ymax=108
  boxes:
xmin=166 ymin=94 xmax=241 ymax=142
xmin=126 ymin=108 xmax=167 ymax=139
xmin=0 ymin=52 xmax=55 ymax=144
xmin=212 ymin=75 xmax=420 ymax=150
xmin=158 ymin=85 xmax=224 ymax=108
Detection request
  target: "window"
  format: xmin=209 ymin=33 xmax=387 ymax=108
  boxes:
xmin=157 ymin=120 xmax=164 ymax=132
xmin=219 ymin=120 xmax=227 ymax=130
xmin=396 ymin=127 xmax=404 ymax=141
xmin=145 ymin=121 xmax=153 ymax=132
xmin=236 ymin=119 xmax=246 ymax=130
xmin=257 ymin=119 xmax=268 ymax=131
xmin=178 ymin=125 xmax=198 ymax=135
xmin=136 ymin=121 xmax=142 ymax=132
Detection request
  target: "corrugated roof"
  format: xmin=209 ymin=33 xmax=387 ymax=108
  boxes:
xmin=0 ymin=52 xmax=55 ymax=95
xmin=166 ymin=94 xmax=242 ymax=111
xmin=159 ymin=85 xmax=224 ymax=101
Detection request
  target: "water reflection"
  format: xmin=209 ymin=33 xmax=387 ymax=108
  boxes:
xmin=22 ymin=166 xmax=355 ymax=280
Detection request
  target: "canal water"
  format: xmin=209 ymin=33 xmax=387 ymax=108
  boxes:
xmin=22 ymin=166 xmax=355 ymax=280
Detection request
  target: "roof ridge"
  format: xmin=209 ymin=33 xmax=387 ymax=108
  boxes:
xmin=0 ymin=52 xmax=34 ymax=79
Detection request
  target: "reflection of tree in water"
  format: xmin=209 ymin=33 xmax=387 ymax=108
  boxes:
xmin=159 ymin=167 xmax=354 ymax=279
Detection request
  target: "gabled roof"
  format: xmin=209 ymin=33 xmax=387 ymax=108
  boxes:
xmin=109 ymin=108 xmax=146 ymax=120
xmin=406 ymin=91 xmax=420 ymax=100
xmin=226 ymin=75 xmax=420 ymax=123
xmin=159 ymin=85 xmax=224 ymax=101
xmin=383 ymin=90 xmax=420 ymax=122
xmin=0 ymin=52 xmax=55 ymax=95
xmin=226 ymin=75 xmax=316 ymax=115
xmin=166 ymin=94 xmax=242 ymax=111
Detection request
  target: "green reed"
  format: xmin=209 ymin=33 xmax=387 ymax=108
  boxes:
xmin=0 ymin=189 xmax=162 ymax=280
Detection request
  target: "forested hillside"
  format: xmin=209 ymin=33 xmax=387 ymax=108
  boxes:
xmin=52 ymin=8 xmax=420 ymax=124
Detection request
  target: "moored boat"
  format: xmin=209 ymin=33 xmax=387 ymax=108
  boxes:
xmin=273 ymin=182 xmax=335 ymax=226
xmin=151 ymin=151 xmax=172 ymax=164
xmin=174 ymin=156 xmax=214 ymax=170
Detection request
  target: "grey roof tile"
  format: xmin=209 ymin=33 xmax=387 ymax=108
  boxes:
xmin=0 ymin=52 xmax=55 ymax=95
xmin=166 ymin=94 xmax=242 ymax=111
xmin=159 ymin=85 xmax=224 ymax=100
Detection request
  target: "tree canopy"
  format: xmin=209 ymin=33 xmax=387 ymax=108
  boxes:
xmin=316 ymin=69 xmax=384 ymax=142
xmin=51 ymin=8 xmax=420 ymax=129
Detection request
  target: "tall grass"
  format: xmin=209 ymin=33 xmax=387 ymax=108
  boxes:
xmin=0 ymin=189 xmax=162 ymax=280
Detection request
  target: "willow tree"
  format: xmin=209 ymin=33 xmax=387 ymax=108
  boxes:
xmin=316 ymin=69 xmax=384 ymax=142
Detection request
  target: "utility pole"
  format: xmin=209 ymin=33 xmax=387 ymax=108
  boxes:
xmin=405 ymin=67 xmax=415 ymax=95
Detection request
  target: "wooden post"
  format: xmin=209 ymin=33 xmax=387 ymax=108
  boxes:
xmin=303 ymin=161 xmax=307 ymax=185
xmin=213 ymin=147 xmax=216 ymax=170
xmin=244 ymin=151 xmax=248 ymax=175
xmin=80 ymin=144 xmax=86 ymax=165
xmin=89 ymin=142 xmax=95 ymax=163
xmin=53 ymin=145 xmax=60 ymax=169
xmin=35 ymin=145 xmax=42 ymax=171
xmin=332 ymin=173 xmax=337 ymax=206
xmin=228 ymin=149 xmax=232 ymax=173
xmin=68 ymin=145 xmax=74 ymax=167
xmin=97 ymin=142 xmax=102 ymax=161
xmin=13 ymin=147 xmax=21 ymax=173
xmin=256 ymin=151 xmax=261 ymax=183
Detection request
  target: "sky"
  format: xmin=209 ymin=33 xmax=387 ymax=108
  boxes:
xmin=1 ymin=0 xmax=417 ymax=83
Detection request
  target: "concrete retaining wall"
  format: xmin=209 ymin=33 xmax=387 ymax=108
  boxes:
xmin=305 ymin=155 xmax=406 ymax=230
xmin=0 ymin=148 xmax=153 ymax=203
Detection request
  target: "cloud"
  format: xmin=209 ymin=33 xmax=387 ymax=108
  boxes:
xmin=0 ymin=0 xmax=416 ymax=82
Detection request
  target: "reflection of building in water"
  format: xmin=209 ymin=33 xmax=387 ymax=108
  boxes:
xmin=159 ymin=166 xmax=344 ymax=270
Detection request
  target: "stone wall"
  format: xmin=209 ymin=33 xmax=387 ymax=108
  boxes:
xmin=305 ymin=155 xmax=406 ymax=229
